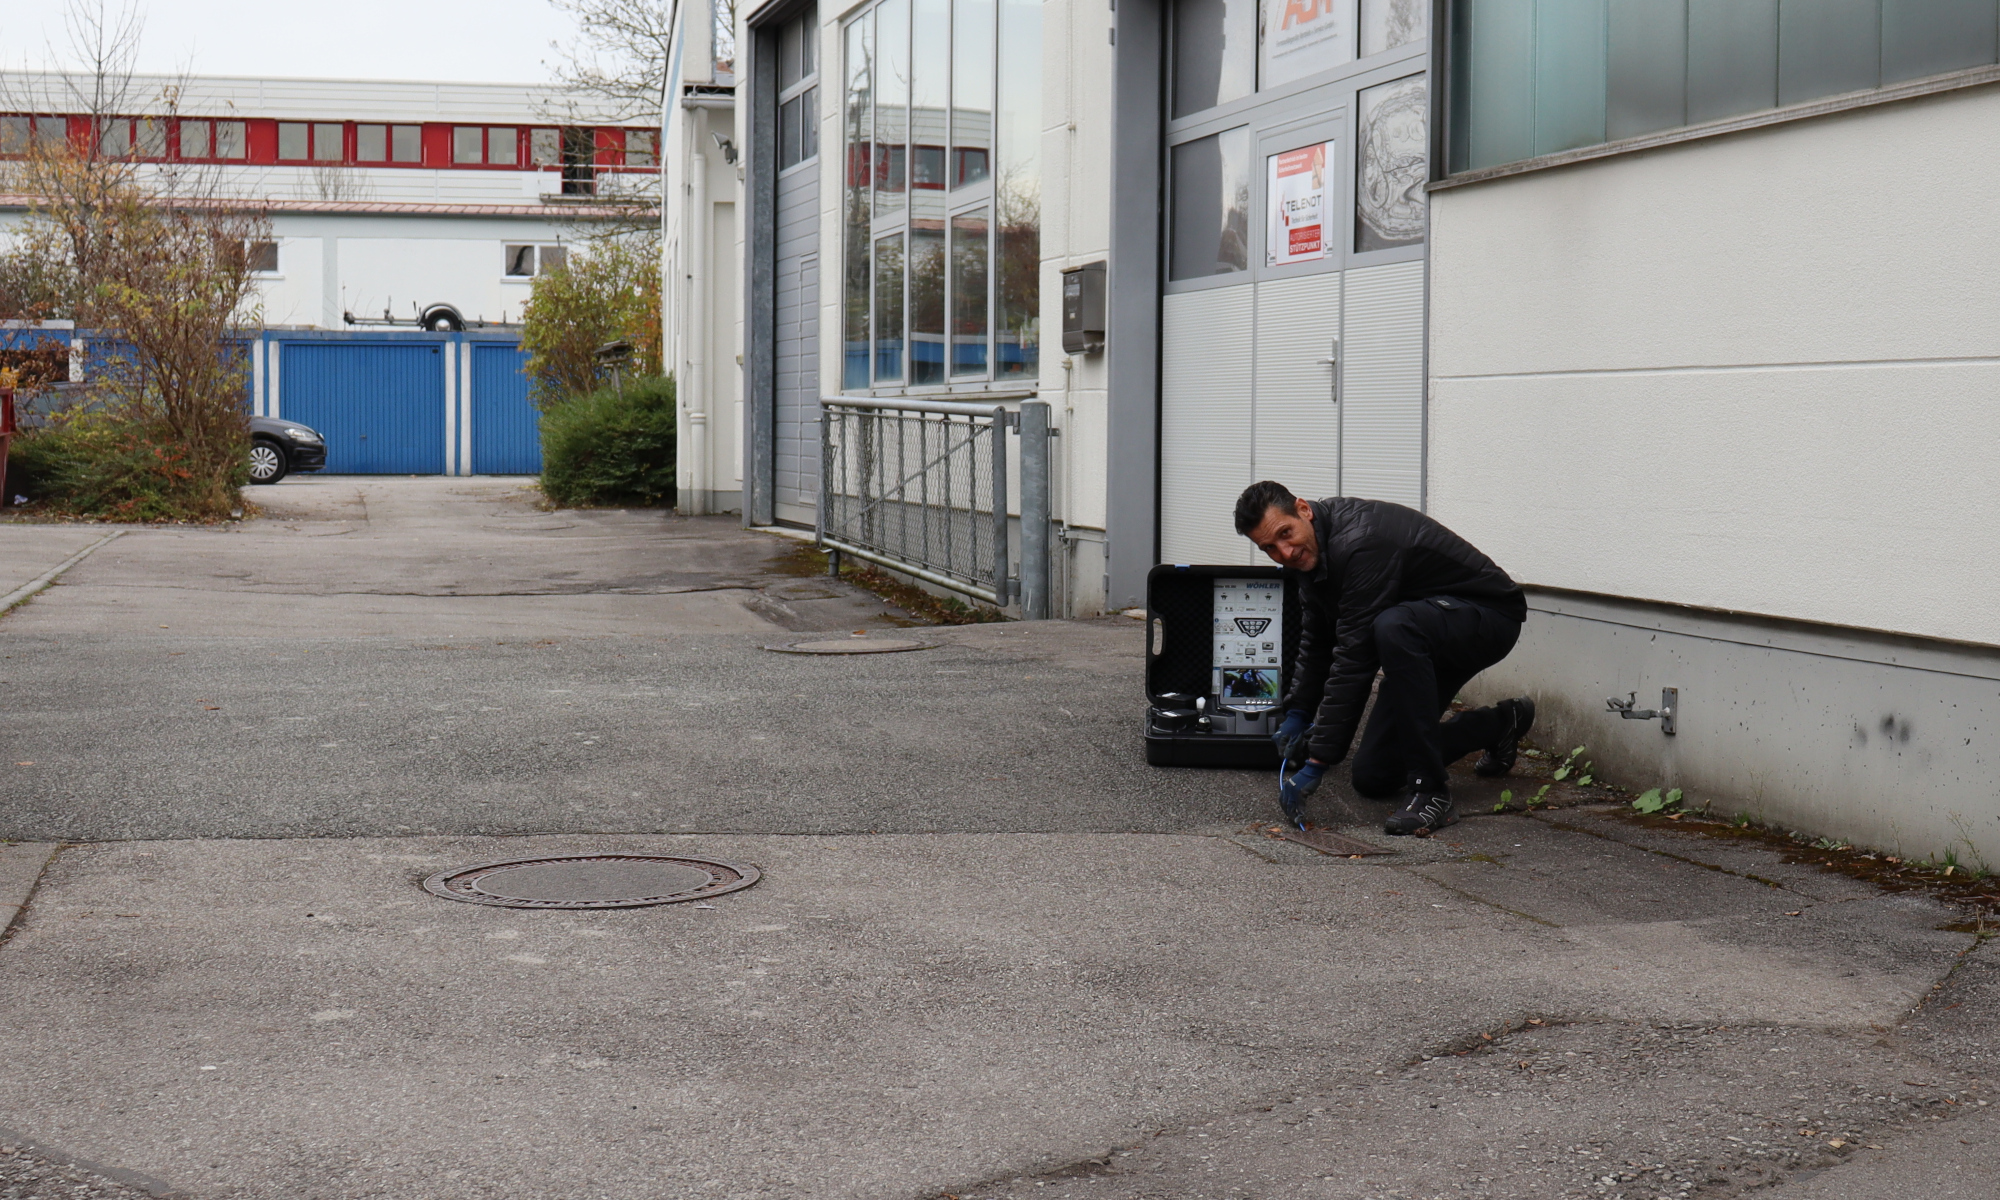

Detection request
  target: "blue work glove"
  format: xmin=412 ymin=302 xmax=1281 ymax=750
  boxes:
xmin=1278 ymin=760 xmax=1327 ymax=830
xmin=1273 ymin=709 xmax=1312 ymax=766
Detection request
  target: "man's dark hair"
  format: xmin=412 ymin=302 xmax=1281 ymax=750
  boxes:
xmin=1233 ymin=480 xmax=1299 ymax=536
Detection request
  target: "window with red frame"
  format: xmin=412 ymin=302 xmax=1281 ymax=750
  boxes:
xmin=0 ymin=116 xmax=67 ymax=155
xmin=100 ymin=118 xmax=167 ymax=158
xmin=277 ymin=122 xmax=343 ymax=162
xmin=453 ymin=126 xmax=519 ymax=166
xmin=176 ymin=119 xmax=248 ymax=160
xmin=355 ymin=124 xmax=422 ymax=163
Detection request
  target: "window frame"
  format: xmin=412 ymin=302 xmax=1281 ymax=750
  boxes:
xmin=843 ymin=0 xmax=1042 ymax=394
xmin=1160 ymin=31 xmax=1427 ymax=297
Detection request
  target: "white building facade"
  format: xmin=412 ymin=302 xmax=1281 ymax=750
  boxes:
xmin=0 ymin=73 xmax=659 ymax=331
xmin=1426 ymin=3 xmax=2000 ymax=861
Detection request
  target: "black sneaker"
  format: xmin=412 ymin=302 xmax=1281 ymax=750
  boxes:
xmin=1385 ymin=791 xmax=1457 ymax=836
xmin=1474 ymin=696 xmax=1537 ymax=778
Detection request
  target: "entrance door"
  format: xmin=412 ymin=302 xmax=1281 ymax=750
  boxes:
xmin=1156 ymin=0 xmax=1431 ymax=564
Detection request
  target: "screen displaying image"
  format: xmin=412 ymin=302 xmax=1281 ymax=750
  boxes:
xmin=1220 ymin=665 xmax=1280 ymax=701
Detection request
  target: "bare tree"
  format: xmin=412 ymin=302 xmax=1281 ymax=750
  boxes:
xmin=546 ymin=0 xmax=681 ymax=122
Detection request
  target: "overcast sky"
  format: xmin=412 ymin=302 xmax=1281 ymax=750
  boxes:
xmin=15 ymin=0 xmax=580 ymax=84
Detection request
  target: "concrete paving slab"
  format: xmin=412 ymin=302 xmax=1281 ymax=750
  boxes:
xmin=0 ymin=526 xmax=118 ymax=607
xmin=0 ymin=829 xmax=1970 ymax=1200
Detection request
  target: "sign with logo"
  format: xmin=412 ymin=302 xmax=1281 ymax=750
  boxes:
xmin=1267 ymin=141 xmax=1333 ymax=267
xmin=1261 ymin=0 xmax=1355 ymax=91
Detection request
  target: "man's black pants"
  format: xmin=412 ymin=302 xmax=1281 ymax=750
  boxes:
xmin=1349 ymin=596 xmax=1523 ymax=799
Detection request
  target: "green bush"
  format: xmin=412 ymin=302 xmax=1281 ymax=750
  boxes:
xmin=5 ymin=412 xmax=247 ymax=521
xmin=539 ymin=375 xmax=676 ymax=508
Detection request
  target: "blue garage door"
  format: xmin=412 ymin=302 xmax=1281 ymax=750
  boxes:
xmin=280 ymin=341 xmax=445 ymax=474
xmin=470 ymin=343 xmax=540 ymax=474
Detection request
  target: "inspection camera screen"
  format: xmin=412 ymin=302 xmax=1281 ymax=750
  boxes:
xmin=1212 ymin=578 xmax=1283 ymax=703
xmin=1220 ymin=666 xmax=1280 ymax=701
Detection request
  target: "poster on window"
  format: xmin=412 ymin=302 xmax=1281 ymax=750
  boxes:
xmin=1261 ymin=0 xmax=1355 ymax=91
xmin=1355 ymin=74 xmax=1427 ymax=252
xmin=1267 ymin=141 xmax=1332 ymax=267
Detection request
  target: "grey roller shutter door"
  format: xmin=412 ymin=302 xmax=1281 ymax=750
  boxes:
xmin=773 ymin=164 xmax=821 ymax=521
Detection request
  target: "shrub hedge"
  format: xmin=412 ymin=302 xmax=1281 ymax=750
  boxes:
xmin=538 ymin=375 xmax=676 ymax=508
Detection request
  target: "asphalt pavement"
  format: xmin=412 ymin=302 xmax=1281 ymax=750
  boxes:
xmin=0 ymin=477 xmax=1992 ymax=1200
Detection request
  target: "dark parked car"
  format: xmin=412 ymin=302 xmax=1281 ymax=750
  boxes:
xmin=248 ymin=416 xmax=328 ymax=484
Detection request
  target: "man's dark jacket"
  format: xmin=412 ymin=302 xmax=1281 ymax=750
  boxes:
xmin=1281 ymin=497 xmax=1526 ymax=764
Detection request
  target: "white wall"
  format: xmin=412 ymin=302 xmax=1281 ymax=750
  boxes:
xmin=247 ymin=214 xmax=574 ymax=329
xmin=1428 ymin=84 xmax=2000 ymax=646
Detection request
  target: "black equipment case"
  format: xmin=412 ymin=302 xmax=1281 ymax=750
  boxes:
xmin=1143 ymin=563 xmax=1300 ymax=767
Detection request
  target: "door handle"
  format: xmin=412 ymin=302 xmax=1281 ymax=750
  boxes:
xmin=1320 ymin=339 xmax=1339 ymax=404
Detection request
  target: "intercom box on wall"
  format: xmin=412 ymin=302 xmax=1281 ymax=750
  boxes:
xmin=1143 ymin=563 xmax=1299 ymax=767
xmin=1061 ymin=261 xmax=1106 ymax=355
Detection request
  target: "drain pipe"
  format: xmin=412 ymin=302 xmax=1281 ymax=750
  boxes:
xmin=685 ymin=111 xmax=710 ymax=516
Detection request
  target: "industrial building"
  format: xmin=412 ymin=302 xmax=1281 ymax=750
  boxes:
xmin=0 ymin=71 xmax=659 ymax=330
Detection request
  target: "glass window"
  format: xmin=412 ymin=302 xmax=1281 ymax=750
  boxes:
xmin=844 ymin=15 xmax=874 ymax=388
xmin=531 ymin=127 xmax=561 ymax=166
xmin=844 ymin=0 xmax=1034 ymax=387
xmin=1172 ymin=0 xmax=1256 ymax=118
xmin=625 ymin=129 xmax=656 ymax=167
xmin=1168 ymin=126 xmax=1250 ymax=281
xmin=313 ymin=123 xmax=343 ymax=161
xmin=875 ymin=0 xmax=908 ymax=218
xmin=100 ymin=119 xmax=132 ymax=157
xmin=136 ymin=118 xmax=165 ymax=157
xmin=949 ymin=208 xmax=989 ymax=375
xmin=994 ymin=0 xmax=1040 ymax=379
xmin=1355 ymin=74 xmax=1427 ymax=252
xmin=180 ymin=119 xmax=212 ymax=158
xmin=453 ymin=126 xmax=484 ymax=164
xmin=781 ymin=87 xmax=820 ymax=169
xmin=505 ymin=245 xmax=537 ymax=277
xmin=1359 ymin=0 xmax=1426 ymax=57
xmin=909 ymin=219 xmax=946 ymax=384
xmin=874 ymin=233 xmax=906 ymax=381
xmin=780 ymin=7 xmax=818 ymax=88
xmin=1448 ymin=0 xmax=2000 ymax=175
xmin=1884 ymin=0 xmax=1999 ymax=84
xmin=488 ymin=127 xmax=517 ymax=165
xmin=952 ymin=0 xmax=994 ymax=188
xmin=0 ymin=117 xmax=30 ymax=155
xmin=215 ymin=120 xmax=246 ymax=158
xmin=391 ymin=124 xmax=421 ymax=162
xmin=245 ymin=241 xmax=279 ymax=273
xmin=1261 ymin=0 xmax=1355 ymax=91
xmin=356 ymin=123 xmax=387 ymax=162
xmin=277 ymin=122 xmax=309 ymax=160
xmin=539 ymin=245 xmax=568 ymax=273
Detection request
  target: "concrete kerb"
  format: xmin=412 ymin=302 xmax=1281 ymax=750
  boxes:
xmin=0 ymin=530 xmax=122 ymax=615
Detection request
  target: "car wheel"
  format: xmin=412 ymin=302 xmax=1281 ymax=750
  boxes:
xmin=248 ymin=439 xmax=289 ymax=484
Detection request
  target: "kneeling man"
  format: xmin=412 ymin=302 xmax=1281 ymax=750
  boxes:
xmin=1235 ymin=482 xmax=1535 ymax=836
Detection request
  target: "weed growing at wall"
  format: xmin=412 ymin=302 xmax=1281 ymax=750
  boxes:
xmin=539 ymin=375 xmax=676 ymax=507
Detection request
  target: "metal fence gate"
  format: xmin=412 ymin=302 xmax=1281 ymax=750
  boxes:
xmin=818 ymin=396 xmax=1053 ymax=618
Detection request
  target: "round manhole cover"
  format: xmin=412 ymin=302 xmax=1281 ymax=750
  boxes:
xmin=765 ymin=632 xmax=932 ymax=655
xmin=422 ymin=853 xmax=760 ymax=909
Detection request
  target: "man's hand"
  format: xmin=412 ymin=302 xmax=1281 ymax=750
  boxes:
xmin=1273 ymin=709 xmax=1312 ymax=766
xmin=1278 ymin=759 xmax=1327 ymax=830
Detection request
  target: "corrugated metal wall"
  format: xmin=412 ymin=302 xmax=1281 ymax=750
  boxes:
xmin=261 ymin=331 xmax=536 ymax=475
xmin=469 ymin=342 xmax=541 ymax=474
